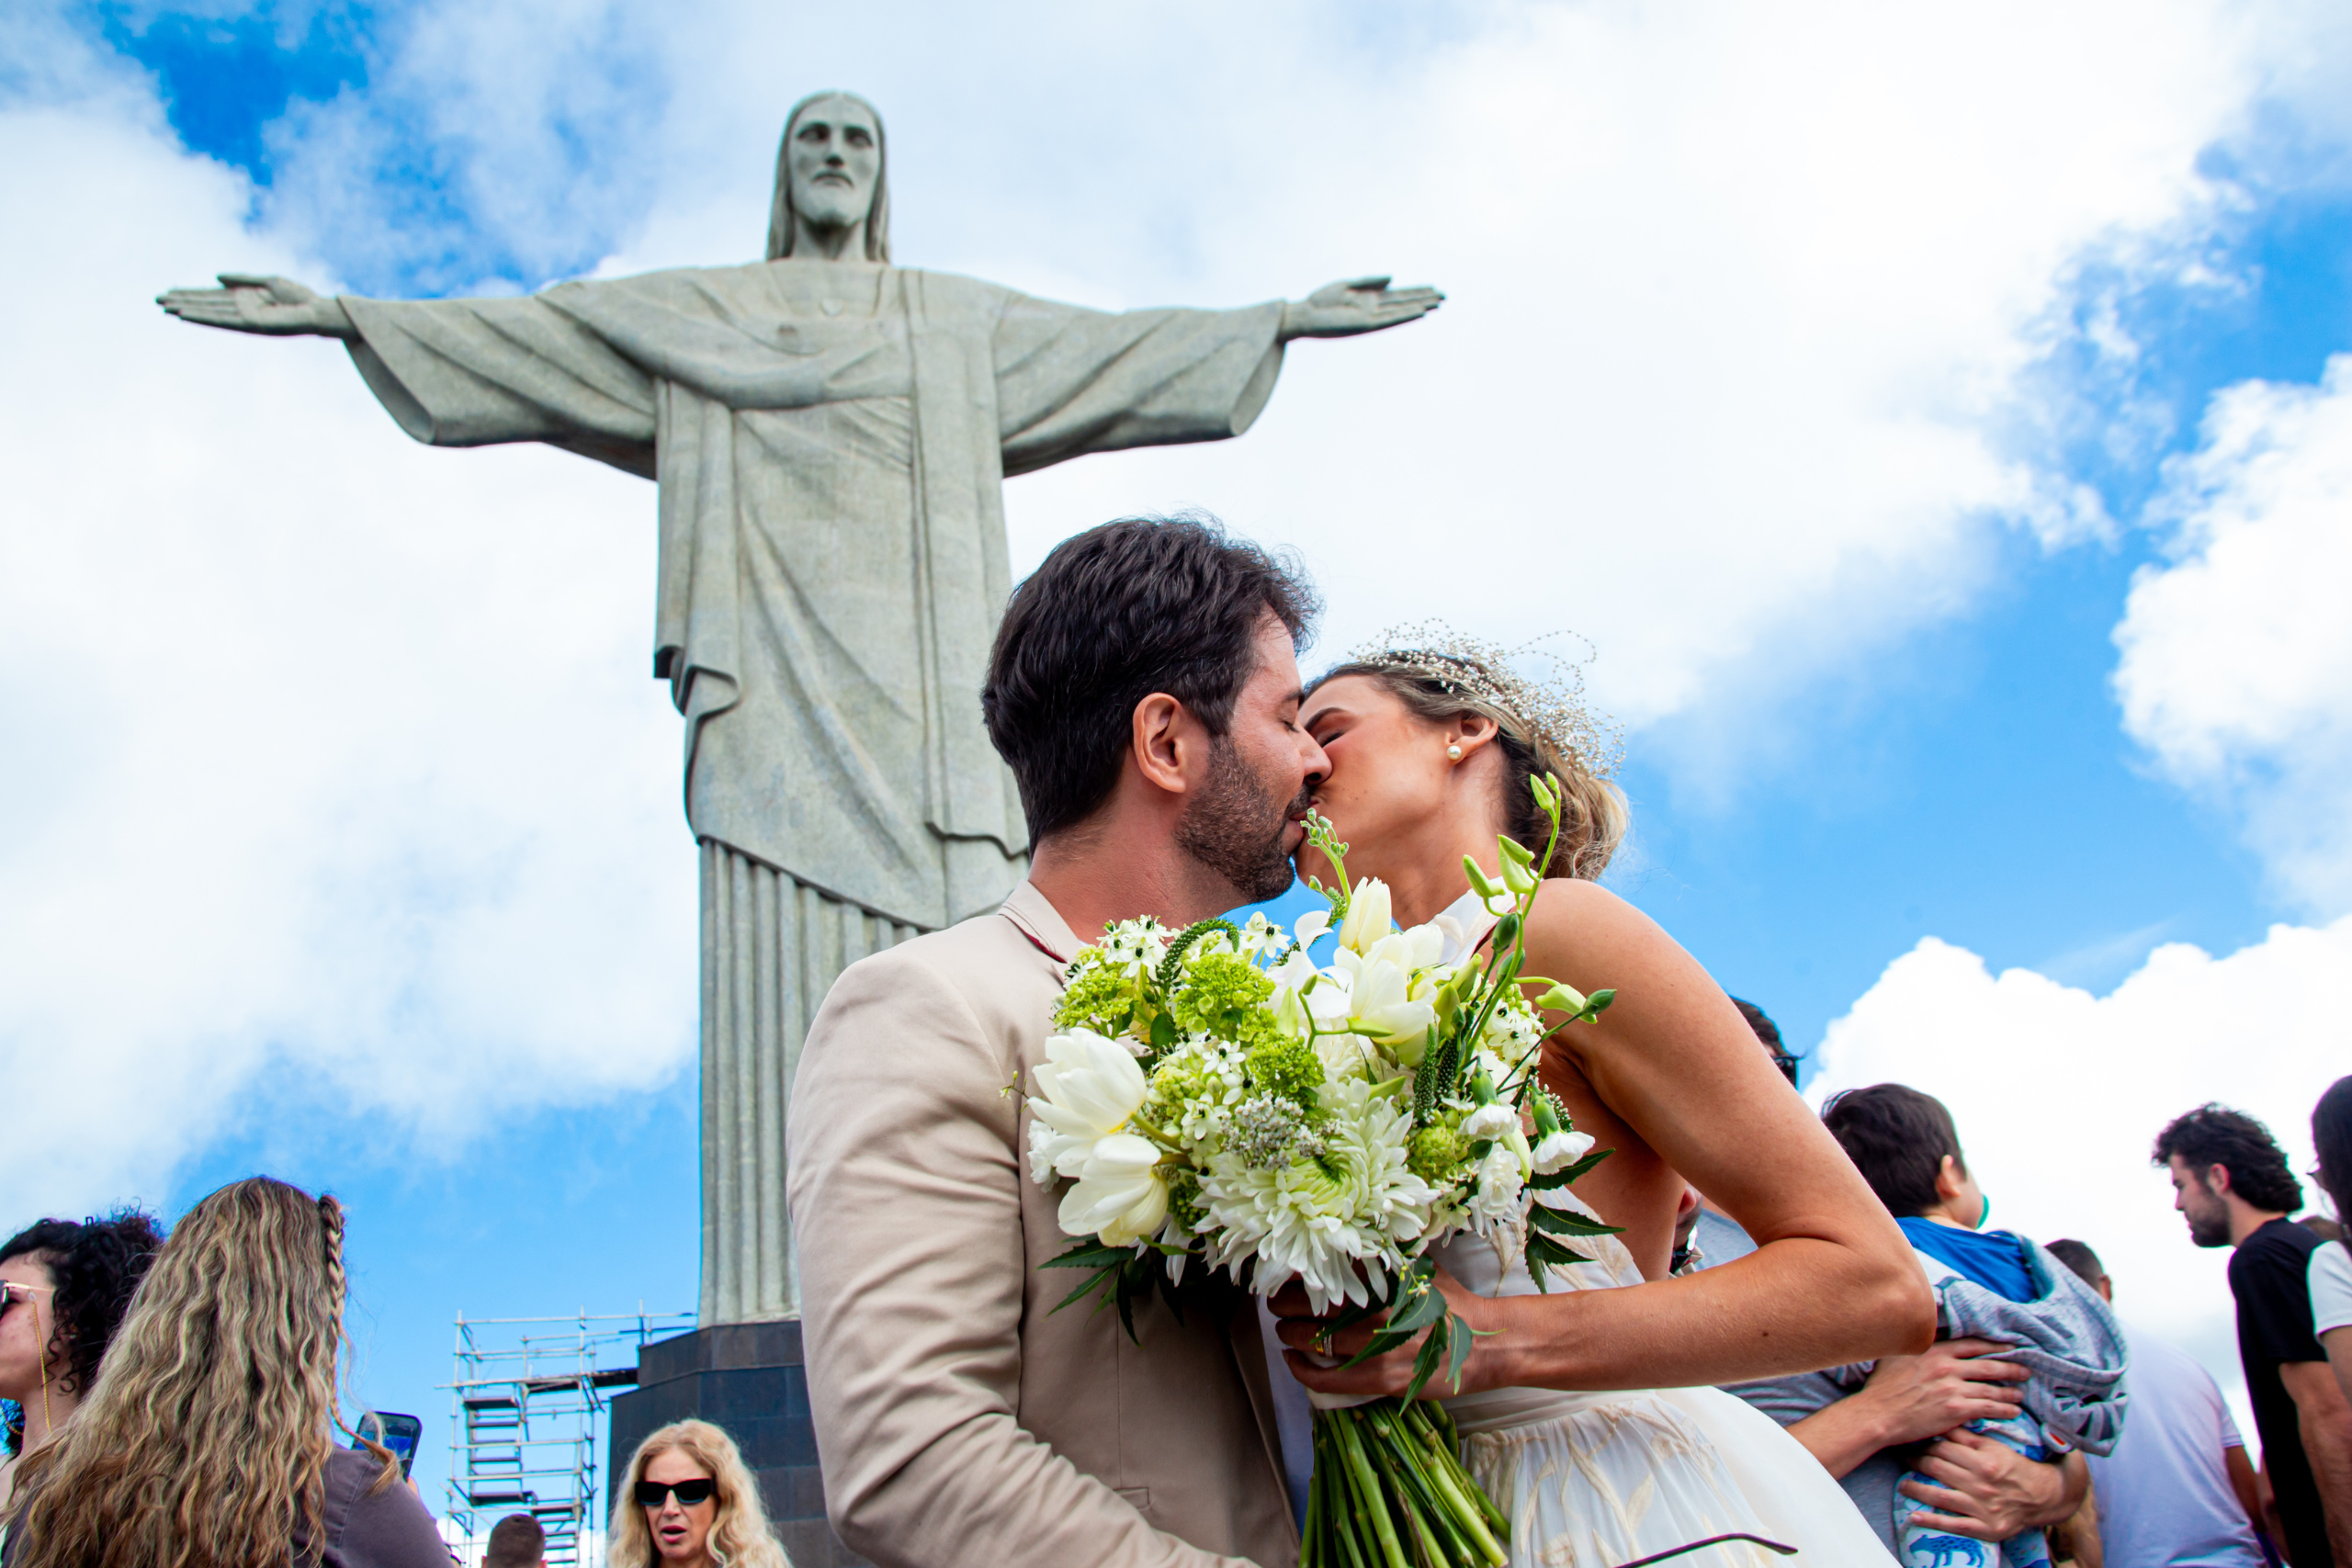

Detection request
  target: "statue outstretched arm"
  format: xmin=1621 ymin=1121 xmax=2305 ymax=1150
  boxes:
xmin=989 ymin=272 xmax=1441 ymax=475
xmin=1277 ymin=276 xmax=1443 ymax=340
xmin=158 ymin=273 xmax=655 ymax=471
xmin=157 ymin=274 xmax=356 ymax=339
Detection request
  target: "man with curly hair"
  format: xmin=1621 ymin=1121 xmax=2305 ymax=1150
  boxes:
xmin=2156 ymin=1103 xmax=2352 ymax=1565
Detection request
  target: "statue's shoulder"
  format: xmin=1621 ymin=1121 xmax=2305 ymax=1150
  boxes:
xmin=895 ymin=266 xmax=1019 ymax=320
xmin=542 ymin=258 xmax=772 ymax=305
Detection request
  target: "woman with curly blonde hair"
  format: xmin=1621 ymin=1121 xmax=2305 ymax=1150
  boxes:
xmin=609 ymin=1420 xmax=787 ymax=1568
xmin=0 ymin=1177 xmax=445 ymax=1568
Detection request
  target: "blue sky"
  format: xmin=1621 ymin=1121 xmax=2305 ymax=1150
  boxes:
xmin=8 ymin=0 xmax=2352 ymax=1521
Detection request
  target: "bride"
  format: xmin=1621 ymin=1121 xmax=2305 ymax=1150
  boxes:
xmin=1272 ymin=630 xmax=1932 ymax=1568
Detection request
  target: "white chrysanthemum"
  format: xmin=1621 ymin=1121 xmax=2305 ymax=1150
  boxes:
xmin=1312 ymin=1030 xmax=1381 ymax=1083
xmin=1199 ymin=1078 xmax=1434 ymax=1313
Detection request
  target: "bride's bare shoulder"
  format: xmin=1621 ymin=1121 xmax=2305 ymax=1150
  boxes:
xmin=1517 ymin=877 xmax=1696 ymax=984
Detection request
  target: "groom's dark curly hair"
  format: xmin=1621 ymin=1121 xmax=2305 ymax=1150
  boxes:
xmin=985 ymin=513 xmax=1318 ymax=842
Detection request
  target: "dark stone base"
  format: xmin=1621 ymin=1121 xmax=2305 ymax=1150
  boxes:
xmin=608 ymin=1322 xmax=864 ymax=1568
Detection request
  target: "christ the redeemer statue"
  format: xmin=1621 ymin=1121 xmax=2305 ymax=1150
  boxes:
xmin=161 ymin=91 xmax=1441 ymax=1326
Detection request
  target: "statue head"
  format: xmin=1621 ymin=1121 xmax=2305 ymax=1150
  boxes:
xmin=767 ymin=91 xmax=889 ymax=263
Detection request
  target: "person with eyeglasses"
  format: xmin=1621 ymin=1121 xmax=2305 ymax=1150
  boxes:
xmin=609 ymin=1420 xmax=786 ymax=1568
xmin=0 ymin=1209 xmax=164 ymax=1517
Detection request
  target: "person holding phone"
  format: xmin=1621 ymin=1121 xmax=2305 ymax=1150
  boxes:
xmin=0 ymin=1178 xmax=446 ymax=1568
xmin=608 ymin=1421 xmax=785 ymax=1568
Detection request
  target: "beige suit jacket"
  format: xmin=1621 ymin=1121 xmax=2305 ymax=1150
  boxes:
xmin=787 ymin=881 xmax=1299 ymax=1568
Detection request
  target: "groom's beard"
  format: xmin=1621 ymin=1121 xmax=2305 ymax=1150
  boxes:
xmin=1176 ymin=737 xmax=1306 ymax=905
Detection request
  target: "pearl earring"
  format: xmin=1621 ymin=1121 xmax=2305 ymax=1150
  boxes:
xmin=1447 ymin=743 xmax=1463 ymax=761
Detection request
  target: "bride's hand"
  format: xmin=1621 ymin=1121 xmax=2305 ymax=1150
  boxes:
xmin=1269 ymin=1266 xmax=1509 ymax=1399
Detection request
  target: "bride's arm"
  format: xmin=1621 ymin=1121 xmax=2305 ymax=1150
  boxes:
xmin=1278 ymin=878 xmax=1933 ymax=1396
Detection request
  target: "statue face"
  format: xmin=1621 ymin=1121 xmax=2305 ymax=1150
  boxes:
xmin=787 ymin=95 xmax=882 ymax=235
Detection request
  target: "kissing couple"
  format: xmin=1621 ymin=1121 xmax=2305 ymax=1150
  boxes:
xmin=788 ymin=515 xmax=1933 ymax=1568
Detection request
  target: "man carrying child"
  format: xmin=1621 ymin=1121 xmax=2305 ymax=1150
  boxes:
xmin=1758 ymin=1085 xmax=2130 ymax=1568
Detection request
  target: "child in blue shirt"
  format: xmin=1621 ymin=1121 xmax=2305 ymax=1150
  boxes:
xmin=1823 ymin=1085 xmax=2129 ymax=1568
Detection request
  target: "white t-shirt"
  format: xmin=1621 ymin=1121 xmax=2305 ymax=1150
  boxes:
xmin=2086 ymin=1325 xmax=2262 ymax=1568
xmin=2311 ymin=1238 xmax=2352 ymax=1337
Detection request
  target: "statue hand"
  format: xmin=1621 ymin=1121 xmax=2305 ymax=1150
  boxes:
xmin=156 ymin=273 xmax=356 ymax=338
xmin=1280 ymin=276 xmax=1444 ymax=340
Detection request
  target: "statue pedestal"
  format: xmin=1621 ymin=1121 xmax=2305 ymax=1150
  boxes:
xmin=608 ymin=1322 xmax=863 ymax=1567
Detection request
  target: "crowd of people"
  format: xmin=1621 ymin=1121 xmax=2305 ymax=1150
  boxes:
xmin=1688 ymin=1073 xmax=2352 ymax=1568
xmin=0 ymin=1181 xmax=788 ymax=1567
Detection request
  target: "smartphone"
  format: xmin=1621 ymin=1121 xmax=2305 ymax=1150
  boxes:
xmin=353 ymin=1410 xmax=423 ymax=1480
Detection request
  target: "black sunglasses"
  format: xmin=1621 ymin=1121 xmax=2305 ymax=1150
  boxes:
xmin=635 ymin=1478 xmax=717 ymax=1509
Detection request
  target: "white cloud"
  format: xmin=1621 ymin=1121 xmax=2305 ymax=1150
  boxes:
xmin=2115 ymin=355 xmax=2352 ymax=915
xmin=1814 ymin=922 xmax=2351 ymax=1445
xmin=0 ymin=96 xmax=695 ymax=1216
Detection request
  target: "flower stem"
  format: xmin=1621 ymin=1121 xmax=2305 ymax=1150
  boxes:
xmin=1336 ymin=1410 xmax=1413 ymax=1568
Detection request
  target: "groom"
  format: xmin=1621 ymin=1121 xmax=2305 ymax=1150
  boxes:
xmin=788 ymin=515 xmax=1328 ymax=1567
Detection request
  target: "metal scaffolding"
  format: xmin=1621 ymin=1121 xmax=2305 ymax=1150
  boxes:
xmin=445 ymin=1307 xmax=695 ymax=1566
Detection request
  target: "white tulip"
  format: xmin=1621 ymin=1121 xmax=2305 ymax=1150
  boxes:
xmin=1058 ymin=1133 xmax=1170 ymax=1245
xmin=1334 ymin=879 xmax=1395 ymax=955
xmin=1340 ymin=951 xmax=1438 ymax=1046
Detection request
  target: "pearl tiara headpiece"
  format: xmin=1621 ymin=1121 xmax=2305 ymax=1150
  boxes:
xmin=1348 ymin=621 xmax=1623 ymax=782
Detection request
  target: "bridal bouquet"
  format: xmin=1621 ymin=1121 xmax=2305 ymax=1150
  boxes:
xmin=1025 ymin=776 xmax=1619 ymax=1568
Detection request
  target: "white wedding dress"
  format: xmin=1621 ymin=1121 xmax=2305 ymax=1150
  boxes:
xmin=1431 ymin=1218 xmax=1893 ymax=1567
xmin=1421 ymin=893 xmax=1895 ymax=1567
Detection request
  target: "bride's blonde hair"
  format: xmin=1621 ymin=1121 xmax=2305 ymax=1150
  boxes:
xmin=1313 ymin=631 xmax=1627 ymax=881
xmin=608 ymin=1419 xmax=788 ymax=1568
xmin=5 ymin=1177 xmax=391 ymax=1568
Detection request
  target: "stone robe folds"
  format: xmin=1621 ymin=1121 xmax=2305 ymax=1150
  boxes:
xmin=338 ymin=260 xmax=1287 ymax=1321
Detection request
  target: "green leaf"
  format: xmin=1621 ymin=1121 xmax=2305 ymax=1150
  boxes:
xmin=1444 ymin=1308 xmax=1477 ymax=1393
xmin=1526 ymin=1232 xmax=1590 ymax=1276
xmin=1340 ymin=1257 xmax=1447 ymax=1368
xmin=1114 ymin=1272 xmax=1138 ymax=1343
xmin=1048 ymin=1265 xmax=1120 ymax=1315
xmin=1530 ymin=1203 xmax=1624 ymax=1237
xmin=1403 ymin=1314 xmax=1450 ymax=1402
xmin=1041 ymin=1241 xmax=1134 ymax=1270
xmin=1526 ymin=1146 xmax=1613 ymax=1190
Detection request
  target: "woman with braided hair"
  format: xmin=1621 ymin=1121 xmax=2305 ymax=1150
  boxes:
xmin=1269 ymin=627 xmax=1936 ymax=1567
xmin=0 ymin=1178 xmax=446 ymax=1568
xmin=0 ymin=1210 xmax=164 ymax=1514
